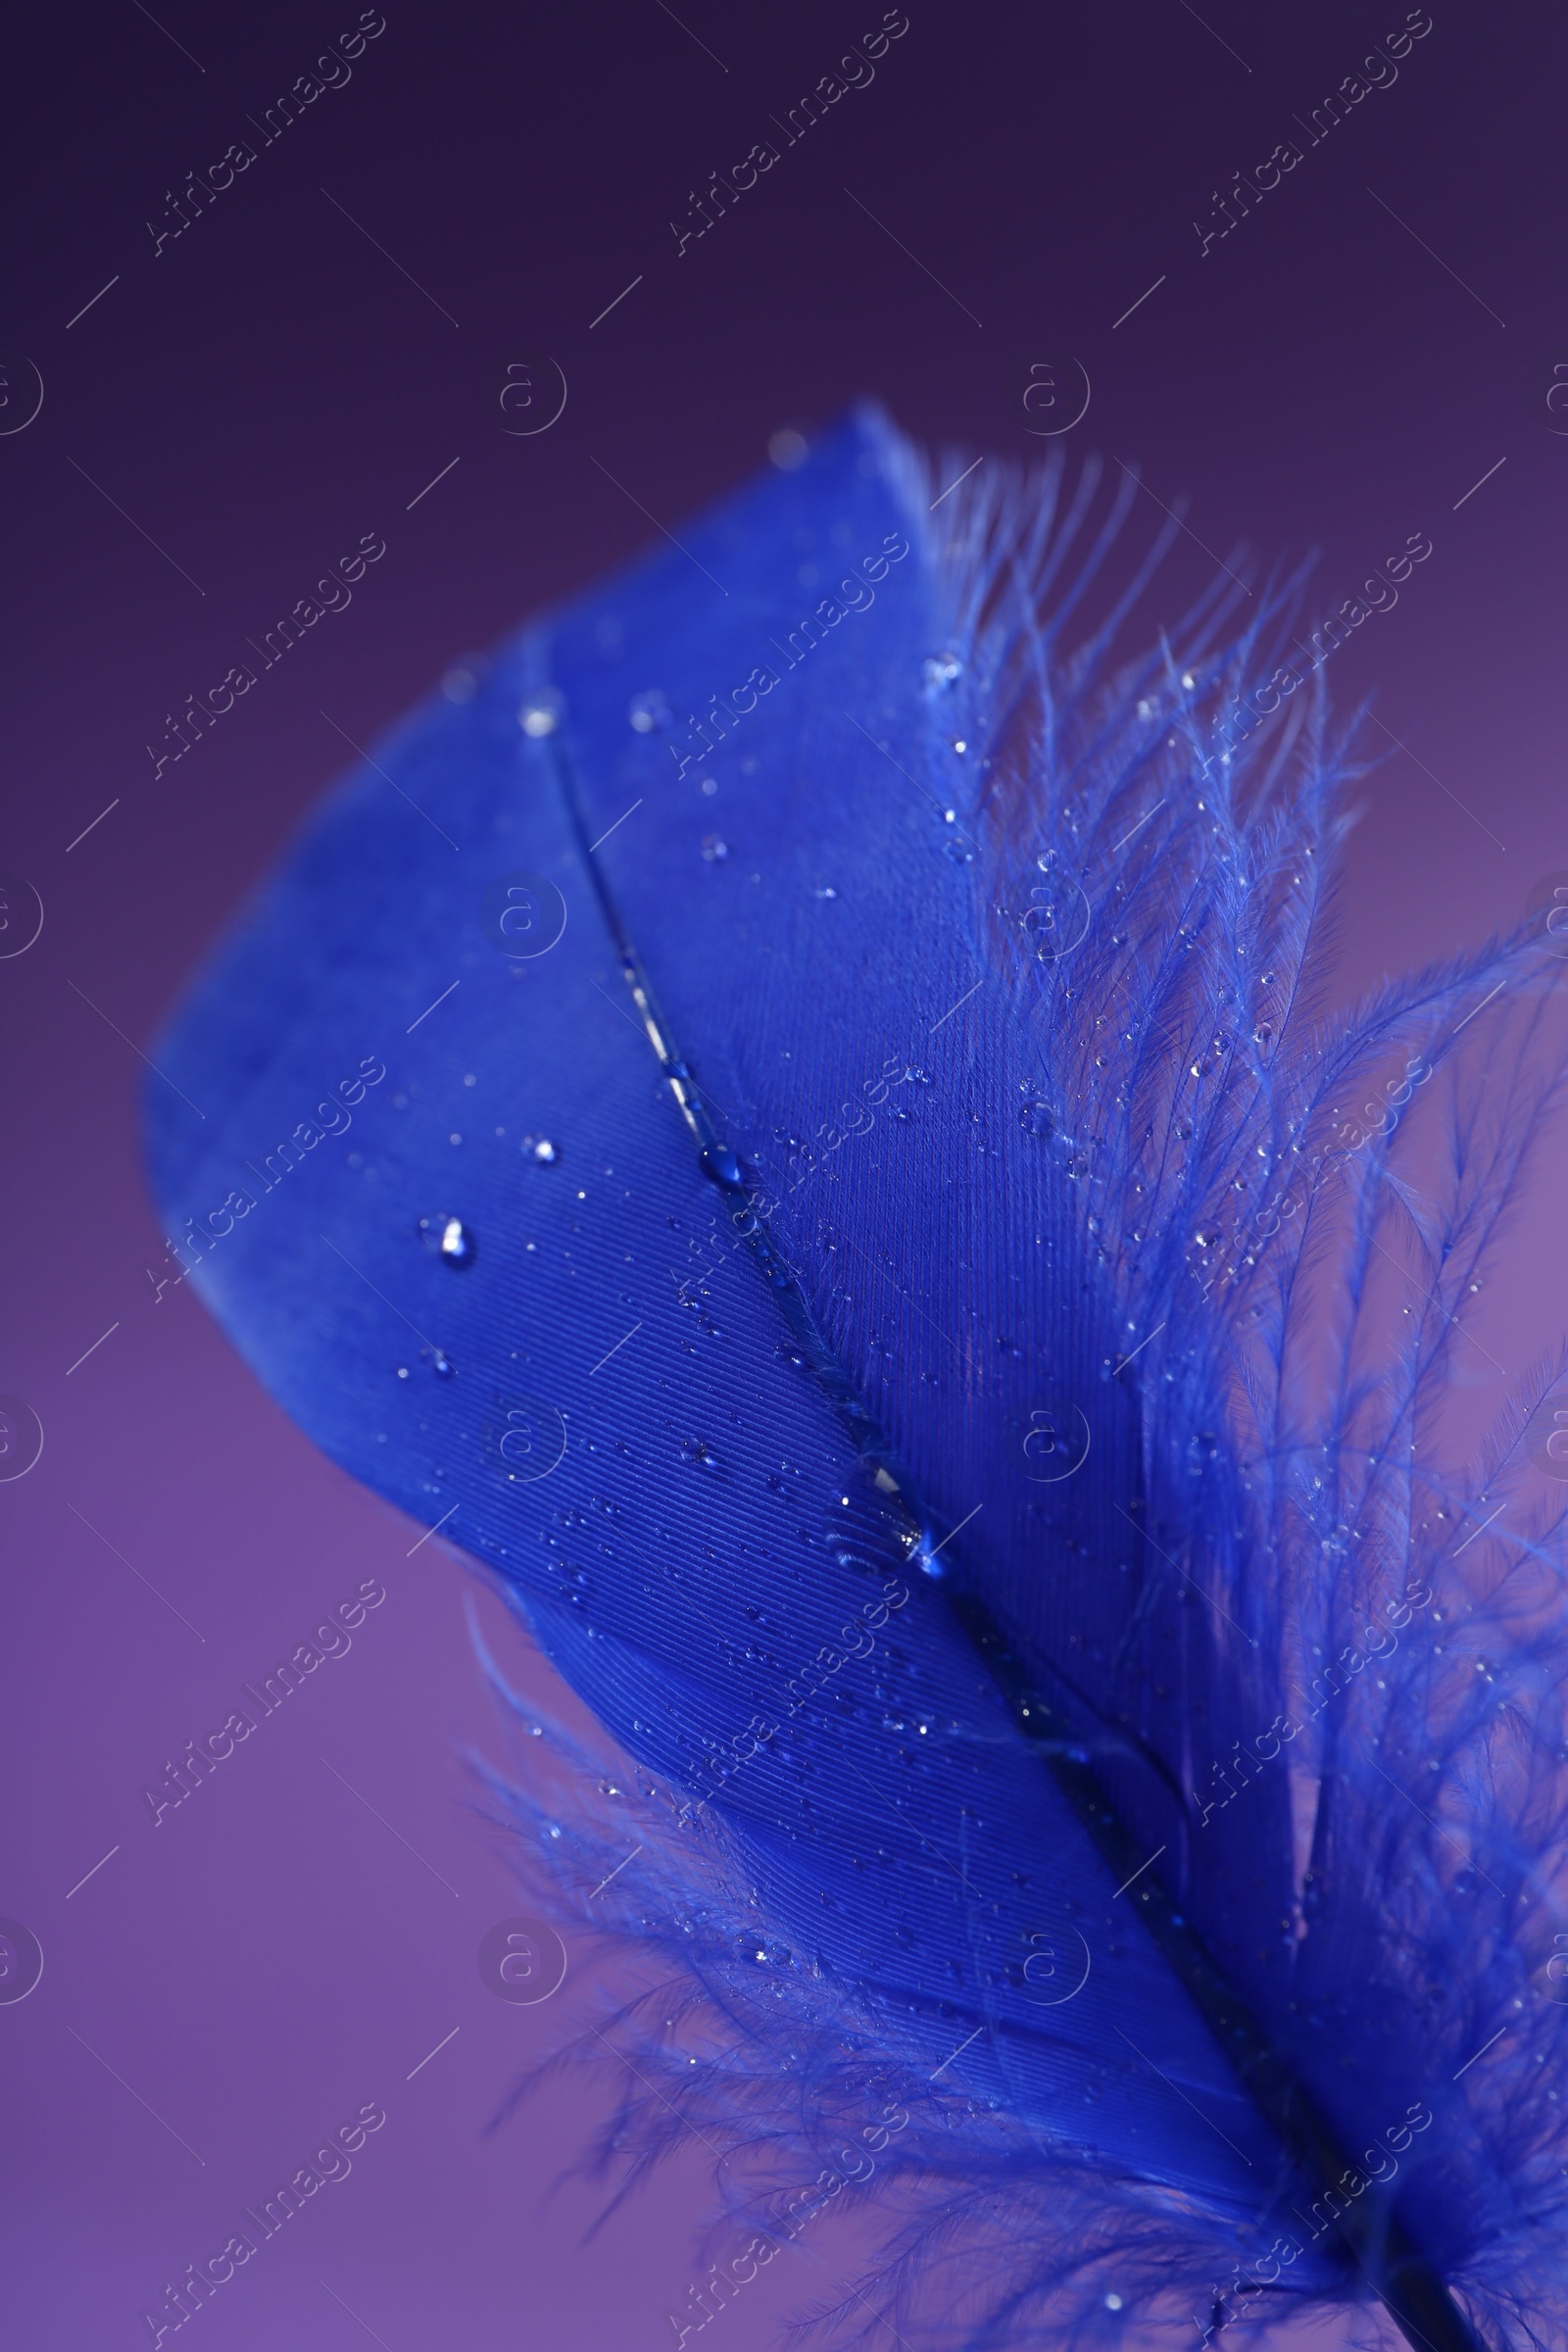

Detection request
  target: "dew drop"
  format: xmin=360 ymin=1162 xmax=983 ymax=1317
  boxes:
xmin=417 ymin=1212 xmax=477 ymax=1265
xmin=701 ymin=1144 xmax=743 ymax=1187
xmin=431 ymin=1351 xmax=456 ymax=1379
xmin=439 ymin=1216 xmax=476 ymax=1265
xmin=627 ymin=688 xmax=671 ymax=733
xmin=518 ymin=689 xmax=563 ymax=738
xmin=523 ymin=1137 xmax=560 ymax=1164
xmin=923 ymin=651 xmax=963 ymax=690
xmin=682 ymin=1437 xmax=722 ymax=1471
xmin=700 ymin=833 xmax=728 ymax=861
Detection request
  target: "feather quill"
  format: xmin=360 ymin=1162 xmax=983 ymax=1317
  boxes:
xmin=146 ymin=407 xmax=1568 ymax=2352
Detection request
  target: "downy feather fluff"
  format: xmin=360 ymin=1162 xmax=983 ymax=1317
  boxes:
xmin=145 ymin=406 xmax=1568 ymax=2352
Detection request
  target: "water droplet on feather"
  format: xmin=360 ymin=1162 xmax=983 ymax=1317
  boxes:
xmin=518 ymin=690 xmax=563 ymax=737
xmin=628 ymin=689 xmax=672 ymax=733
xmin=428 ymin=1215 xmax=476 ymax=1265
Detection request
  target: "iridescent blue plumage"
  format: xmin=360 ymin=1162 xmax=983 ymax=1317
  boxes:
xmin=146 ymin=407 xmax=1568 ymax=2350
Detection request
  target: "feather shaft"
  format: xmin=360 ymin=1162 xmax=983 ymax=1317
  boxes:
xmin=554 ymin=716 xmax=1492 ymax=2352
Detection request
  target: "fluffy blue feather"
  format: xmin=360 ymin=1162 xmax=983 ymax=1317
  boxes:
xmin=145 ymin=406 xmax=1568 ymax=2352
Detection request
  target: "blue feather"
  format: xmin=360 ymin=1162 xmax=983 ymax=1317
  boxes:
xmin=145 ymin=406 xmax=1568 ymax=2351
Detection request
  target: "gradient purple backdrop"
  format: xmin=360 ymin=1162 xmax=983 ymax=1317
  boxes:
xmin=3 ymin=2 xmax=1567 ymax=2344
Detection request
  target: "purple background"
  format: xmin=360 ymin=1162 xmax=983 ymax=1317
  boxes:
xmin=3 ymin=1 xmax=1567 ymax=2343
